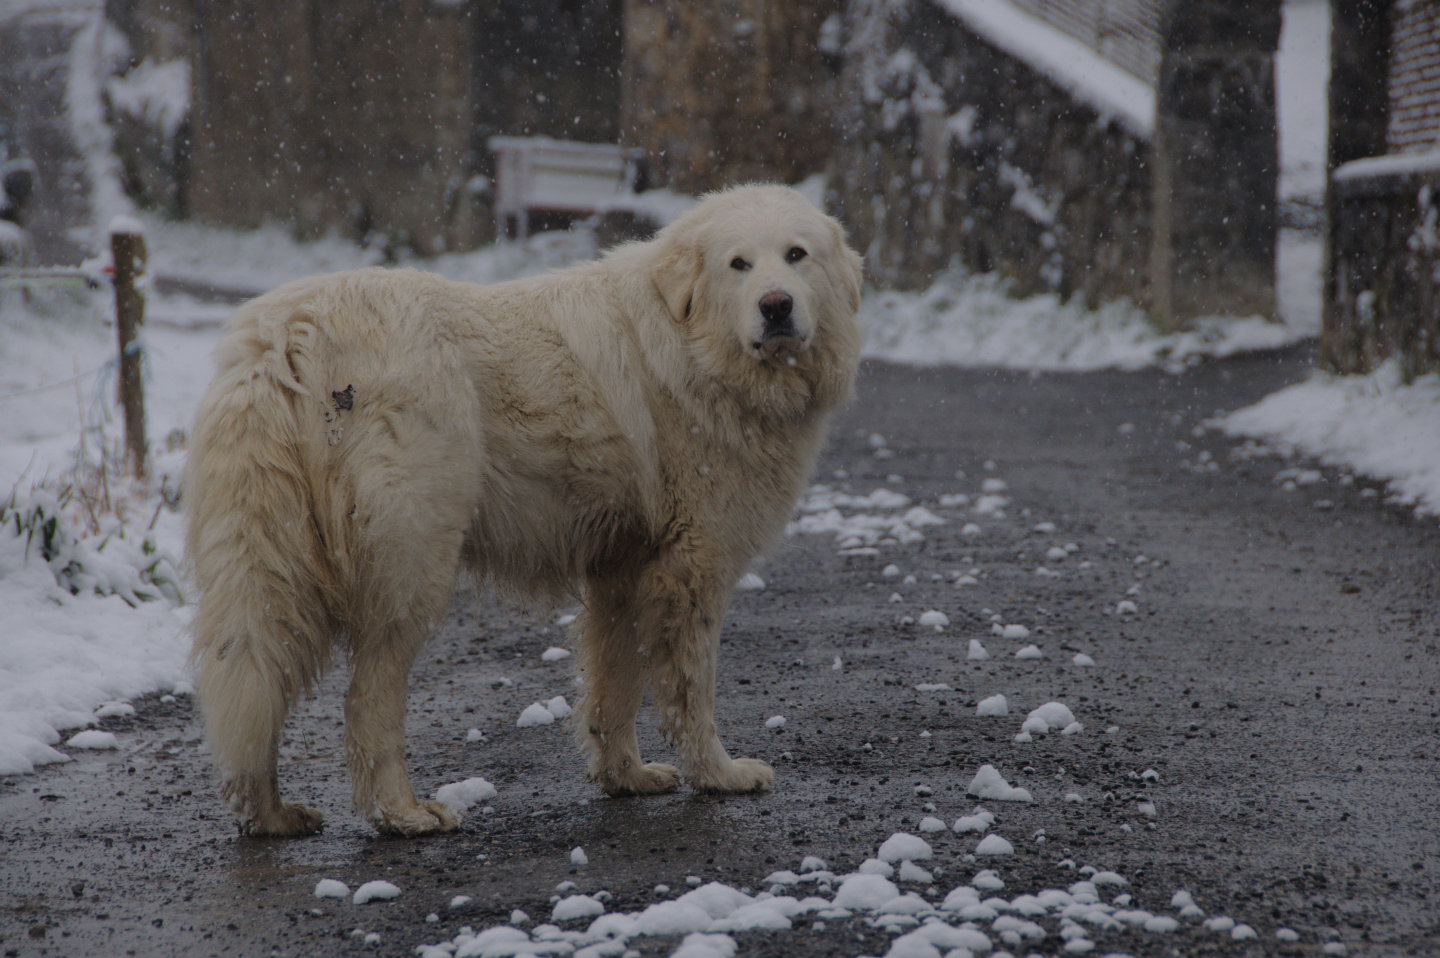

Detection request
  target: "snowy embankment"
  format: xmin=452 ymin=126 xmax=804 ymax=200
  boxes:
xmin=858 ymin=272 xmax=1305 ymax=373
xmin=1215 ymin=361 xmax=1440 ymax=518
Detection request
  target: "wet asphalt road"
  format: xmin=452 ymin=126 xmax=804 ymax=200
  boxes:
xmin=3 ymin=347 xmax=1439 ymax=958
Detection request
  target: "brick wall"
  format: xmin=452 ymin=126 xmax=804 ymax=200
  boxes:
xmin=1388 ymin=0 xmax=1440 ymax=154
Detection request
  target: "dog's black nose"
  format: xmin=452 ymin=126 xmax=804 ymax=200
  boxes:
xmin=760 ymin=291 xmax=793 ymax=325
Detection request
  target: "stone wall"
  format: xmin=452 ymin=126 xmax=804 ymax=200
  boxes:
xmin=1325 ymin=167 xmax=1440 ymax=380
xmin=105 ymin=0 xmax=625 ymax=251
xmin=830 ymin=0 xmax=1153 ymax=309
xmin=1150 ymin=0 xmax=1280 ymax=324
xmin=185 ymin=0 xmax=479 ymax=253
xmin=1323 ymin=0 xmax=1440 ymax=381
xmin=620 ymin=0 xmax=845 ymax=195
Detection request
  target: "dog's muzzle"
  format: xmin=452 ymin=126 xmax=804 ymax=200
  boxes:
xmin=755 ymin=291 xmax=802 ymax=348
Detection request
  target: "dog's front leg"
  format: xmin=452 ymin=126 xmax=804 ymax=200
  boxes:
xmin=641 ymin=558 xmax=773 ymax=794
xmin=575 ymin=572 xmax=681 ymax=796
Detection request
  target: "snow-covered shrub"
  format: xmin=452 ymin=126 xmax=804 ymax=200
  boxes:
xmin=2 ymin=487 xmax=182 ymax=606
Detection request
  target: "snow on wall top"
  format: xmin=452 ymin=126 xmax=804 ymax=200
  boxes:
xmin=1333 ymin=148 xmax=1440 ymax=183
xmin=933 ymin=0 xmax=1156 ymax=140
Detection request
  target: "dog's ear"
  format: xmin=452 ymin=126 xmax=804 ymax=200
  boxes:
xmin=651 ymin=237 xmax=702 ymax=323
xmin=828 ymin=219 xmax=864 ymax=314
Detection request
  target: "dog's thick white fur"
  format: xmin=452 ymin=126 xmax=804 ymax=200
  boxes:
xmin=185 ymin=185 xmax=863 ymax=837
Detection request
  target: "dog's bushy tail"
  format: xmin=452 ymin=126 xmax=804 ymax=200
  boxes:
xmin=184 ymin=301 xmax=335 ymax=797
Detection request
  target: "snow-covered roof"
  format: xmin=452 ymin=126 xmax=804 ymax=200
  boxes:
xmin=933 ymin=0 xmax=1156 ymax=140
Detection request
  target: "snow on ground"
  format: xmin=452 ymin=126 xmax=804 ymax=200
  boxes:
xmin=859 ymin=271 xmax=1308 ymax=373
xmin=400 ymin=831 xmax=1327 ymax=958
xmin=1215 ymin=361 xmax=1440 ymax=518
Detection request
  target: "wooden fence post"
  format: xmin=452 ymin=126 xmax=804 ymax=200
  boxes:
xmin=111 ymin=224 xmax=147 ymax=480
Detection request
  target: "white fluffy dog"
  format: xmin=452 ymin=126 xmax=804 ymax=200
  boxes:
xmin=185 ymin=185 xmax=863 ymax=836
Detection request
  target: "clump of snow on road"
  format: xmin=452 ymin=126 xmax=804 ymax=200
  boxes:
xmin=976 ymin=694 xmax=1008 ymax=716
xmin=975 ymin=833 xmax=1015 ymax=856
xmin=953 ymin=807 xmax=995 ymax=834
xmin=313 ymin=879 xmax=349 ymax=900
xmin=62 ymin=729 xmax=118 ymax=750
xmin=411 ymin=828 xmax=1297 ymax=958
xmin=552 ymin=893 xmax=604 ymax=921
xmin=787 ymin=486 xmax=945 ymax=554
xmin=352 ymin=880 xmax=401 ymax=905
xmin=1017 ymin=702 xmax=1079 ymax=740
xmin=877 ymin=832 xmax=932 ymax=862
xmin=966 ymin=764 xmax=1034 ymax=802
xmin=434 ymin=776 xmax=497 ymax=812
xmin=516 ymin=696 xmax=571 ymax=727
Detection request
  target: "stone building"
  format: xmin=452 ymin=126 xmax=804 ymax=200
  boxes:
xmin=1325 ymin=0 xmax=1440 ymax=380
xmin=827 ymin=0 xmax=1282 ymax=330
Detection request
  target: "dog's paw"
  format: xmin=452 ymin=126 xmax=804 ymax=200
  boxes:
xmin=597 ymin=761 xmax=681 ymax=797
xmin=374 ymin=799 xmax=465 ymax=837
xmin=691 ymin=757 xmax=774 ymax=794
xmin=238 ymin=802 xmax=325 ymax=838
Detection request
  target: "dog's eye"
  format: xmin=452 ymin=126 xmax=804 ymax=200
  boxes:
xmin=730 ymin=257 xmax=751 ymax=271
xmin=785 ymin=246 xmax=808 ymax=264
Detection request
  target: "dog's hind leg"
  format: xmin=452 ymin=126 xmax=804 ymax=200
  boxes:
xmin=341 ymin=500 xmax=469 ymax=835
xmin=574 ymin=573 xmax=680 ymax=796
xmin=195 ymin=621 xmax=328 ymax=836
xmin=343 ymin=615 xmax=462 ymax=836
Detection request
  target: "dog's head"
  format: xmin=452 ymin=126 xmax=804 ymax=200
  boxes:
xmin=651 ymin=185 xmax=864 ymax=365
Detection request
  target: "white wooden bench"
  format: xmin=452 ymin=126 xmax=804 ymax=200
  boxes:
xmin=487 ymin=136 xmax=645 ymax=240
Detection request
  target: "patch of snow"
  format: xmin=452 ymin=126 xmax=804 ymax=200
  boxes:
xmin=975 ymin=834 xmax=1015 ymax=857
xmin=352 ymin=881 xmax=401 ymax=905
xmin=432 ymin=772 xmax=501 ymax=812
xmin=967 ymin=764 xmax=1033 ymax=803
xmin=861 ymin=272 xmax=1306 ymax=373
xmin=517 ymin=702 xmax=556 ymax=727
xmin=917 ymin=610 xmax=949 ymax=631
xmin=64 ymin=729 xmax=117 ymax=750
xmin=735 ymin=572 xmax=766 ymax=591
xmin=976 ymin=694 xmax=1008 ymax=717
xmin=877 ymin=832 xmax=933 ymax=863
xmin=553 ymin=894 xmax=604 ymax=921
xmin=314 ymin=879 xmax=349 ymax=900
xmin=1216 ymin=361 xmax=1440 ymax=518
